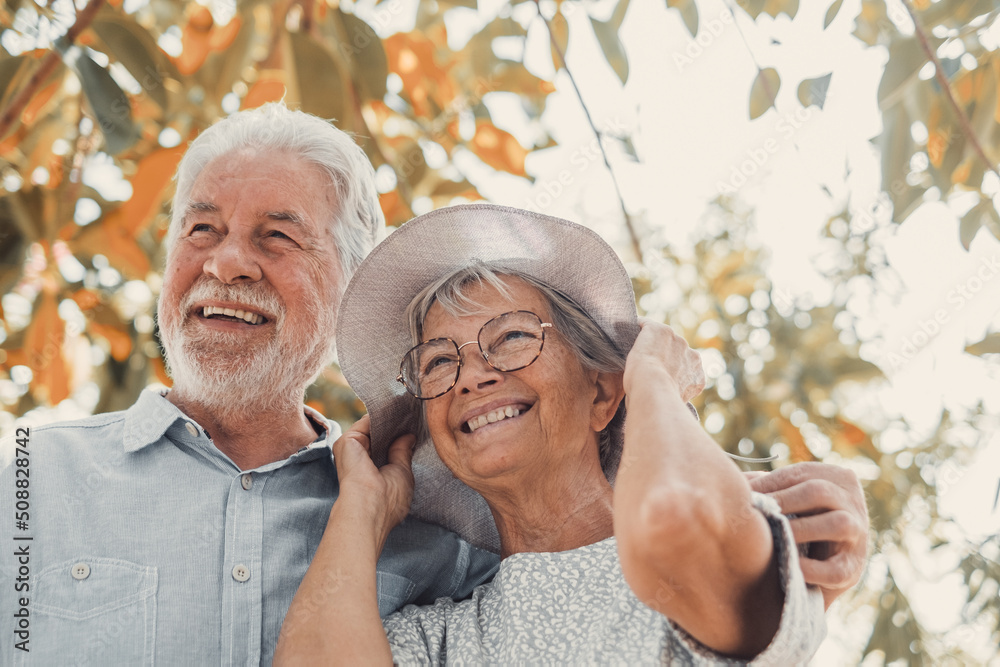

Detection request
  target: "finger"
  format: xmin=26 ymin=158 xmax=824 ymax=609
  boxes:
xmin=744 ymin=471 xmax=769 ymax=483
xmin=764 ymin=478 xmax=850 ymax=515
xmin=799 ymin=552 xmax=861 ymax=590
xmin=343 ymin=416 xmax=374 ymax=455
xmin=788 ymin=510 xmax=864 ymax=545
xmin=387 ymin=434 xmax=416 ymax=470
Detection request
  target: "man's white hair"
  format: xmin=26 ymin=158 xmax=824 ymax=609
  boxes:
xmin=166 ymin=102 xmax=383 ymax=284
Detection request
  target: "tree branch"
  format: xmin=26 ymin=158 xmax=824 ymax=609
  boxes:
xmin=0 ymin=0 xmax=105 ymax=141
xmin=534 ymin=1 xmax=643 ymax=262
xmin=902 ymin=0 xmax=1000 ymax=181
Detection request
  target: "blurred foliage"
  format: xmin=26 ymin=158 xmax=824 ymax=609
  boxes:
xmin=1 ymin=0 xmax=998 ymax=663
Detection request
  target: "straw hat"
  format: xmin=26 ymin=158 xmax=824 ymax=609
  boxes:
xmin=336 ymin=203 xmax=640 ymax=553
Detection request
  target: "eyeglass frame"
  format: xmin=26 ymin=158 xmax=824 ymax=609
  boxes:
xmin=396 ymin=310 xmax=554 ymax=400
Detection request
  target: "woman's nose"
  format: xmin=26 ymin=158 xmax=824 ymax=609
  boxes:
xmin=456 ymin=341 xmax=503 ymax=393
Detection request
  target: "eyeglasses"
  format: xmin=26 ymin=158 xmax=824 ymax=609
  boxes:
xmin=397 ymin=310 xmax=553 ymax=400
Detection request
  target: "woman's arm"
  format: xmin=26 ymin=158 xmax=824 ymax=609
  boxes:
xmin=613 ymin=321 xmax=783 ymax=658
xmin=274 ymin=416 xmax=415 ymax=666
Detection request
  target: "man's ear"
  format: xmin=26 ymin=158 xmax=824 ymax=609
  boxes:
xmin=591 ymin=371 xmax=626 ymax=432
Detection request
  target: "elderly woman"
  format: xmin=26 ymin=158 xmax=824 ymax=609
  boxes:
xmin=276 ymin=204 xmax=826 ymax=664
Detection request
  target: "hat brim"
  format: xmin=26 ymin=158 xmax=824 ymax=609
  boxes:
xmin=336 ymin=203 xmax=639 ymax=552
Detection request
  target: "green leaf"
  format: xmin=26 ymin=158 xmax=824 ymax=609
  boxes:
xmin=590 ymin=0 xmax=631 ymax=85
xmin=74 ymin=52 xmax=138 ymax=155
xmin=960 ymin=199 xmax=1000 ymax=250
xmin=749 ymin=67 xmax=780 ymax=120
xmin=289 ymin=32 xmax=347 ymax=123
xmin=797 ymin=72 xmax=832 ymax=109
xmin=823 ymin=0 xmax=844 ymax=28
xmin=877 ymin=37 xmax=932 ymax=110
xmin=666 ymin=0 xmax=699 ymax=37
xmin=92 ymin=14 xmax=169 ymax=109
xmin=0 ymin=55 xmax=31 ymax=113
xmin=336 ymin=11 xmax=388 ymax=102
xmin=965 ymin=332 xmax=1000 ymax=356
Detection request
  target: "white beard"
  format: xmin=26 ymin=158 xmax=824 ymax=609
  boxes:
xmin=159 ymin=277 xmax=337 ymax=421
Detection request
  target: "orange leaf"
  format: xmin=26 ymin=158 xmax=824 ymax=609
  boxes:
xmin=952 ymin=157 xmax=973 ymax=185
xmin=74 ymin=222 xmax=150 ymax=278
xmin=24 ymin=291 xmax=70 ymax=405
xmin=471 ymin=120 xmax=527 ymax=176
xmin=209 ymin=15 xmax=242 ymax=51
xmin=152 ymin=355 xmax=172 ymax=386
xmin=384 ymin=33 xmax=454 ymax=118
xmin=777 ymin=417 xmax=816 ymax=463
xmin=379 ymin=190 xmax=411 ymax=226
xmin=173 ymin=6 xmax=214 ymax=76
xmin=22 ymin=79 xmax=61 ymax=126
xmin=241 ymin=74 xmax=286 ymax=110
xmin=927 ymin=129 xmax=948 ymax=167
xmin=104 ymin=145 xmax=186 ymax=235
xmin=71 ymin=288 xmax=102 ymax=311
xmin=89 ymin=322 xmax=132 ymax=362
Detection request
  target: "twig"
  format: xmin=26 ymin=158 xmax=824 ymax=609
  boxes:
xmin=902 ymin=0 xmax=1000 ymax=181
xmin=533 ymin=1 xmax=643 ymax=262
xmin=0 ymin=0 xmax=105 ymax=140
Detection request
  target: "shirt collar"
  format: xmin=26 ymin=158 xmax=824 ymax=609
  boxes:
xmin=122 ymin=389 xmax=336 ymax=456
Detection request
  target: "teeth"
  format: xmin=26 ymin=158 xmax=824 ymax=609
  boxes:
xmin=467 ymin=407 xmax=521 ymax=433
xmin=201 ymin=306 xmax=264 ymax=325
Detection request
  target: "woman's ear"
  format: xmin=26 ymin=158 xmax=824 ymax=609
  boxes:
xmin=591 ymin=371 xmax=626 ymax=432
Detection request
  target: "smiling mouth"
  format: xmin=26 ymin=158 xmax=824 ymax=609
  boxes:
xmin=463 ymin=404 xmax=531 ymax=433
xmin=200 ymin=305 xmax=268 ymax=325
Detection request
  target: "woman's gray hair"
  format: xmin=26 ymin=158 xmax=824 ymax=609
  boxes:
xmin=166 ymin=102 xmax=383 ymax=284
xmin=405 ymin=263 xmax=627 ymax=474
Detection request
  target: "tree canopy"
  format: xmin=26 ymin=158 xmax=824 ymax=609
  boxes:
xmin=1 ymin=0 xmax=998 ymax=662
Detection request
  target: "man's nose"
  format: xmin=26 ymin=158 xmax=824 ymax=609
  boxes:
xmin=203 ymin=235 xmax=262 ymax=284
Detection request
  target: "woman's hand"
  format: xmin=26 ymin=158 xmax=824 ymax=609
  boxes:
xmin=275 ymin=415 xmax=411 ymax=666
xmin=624 ymin=318 xmax=705 ymax=403
xmin=333 ymin=415 xmax=416 ymax=548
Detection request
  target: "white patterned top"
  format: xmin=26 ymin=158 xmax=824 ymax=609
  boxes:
xmin=382 ymin=493 xmax=825 ymax=665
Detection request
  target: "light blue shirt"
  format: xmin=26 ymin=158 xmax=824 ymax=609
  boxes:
xmin=0 ymin=390 xmax=499 ymax=666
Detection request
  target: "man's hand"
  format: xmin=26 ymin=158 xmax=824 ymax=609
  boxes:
xmin=332 ymin=414 xmax=415 ymax=542
xmin=746 ymin=462 xmax=869 ymax=609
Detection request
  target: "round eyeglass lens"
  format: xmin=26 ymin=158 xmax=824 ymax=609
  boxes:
xmin=404 ymin=338 xmax=460 ymax=398
xmin=479 ymin=311 xmax=545 ymax=371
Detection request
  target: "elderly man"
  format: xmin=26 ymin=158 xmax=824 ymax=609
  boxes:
xmin=1 ymin=103 xmax=867 ymax=665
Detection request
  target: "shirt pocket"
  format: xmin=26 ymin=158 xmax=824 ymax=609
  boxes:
xmin=17 ymin=558 xmax=157 ymax=667
xmin=377 ymin=571 xmax=416 ymax=618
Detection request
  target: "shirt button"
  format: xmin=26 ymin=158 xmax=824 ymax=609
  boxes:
xmin=71 ymin=562 xmax=91 ymax=580
xmin=232 ymin=564 xmax=250 ymax=582
xmin=185 ymin=422 xmax=199 ymax=437
xmin=241 ymin=473 xmax=253 ymax=491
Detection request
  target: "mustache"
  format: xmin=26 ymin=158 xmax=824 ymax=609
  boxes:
xmin=178 ymin=278 xmax=285 ymax=325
